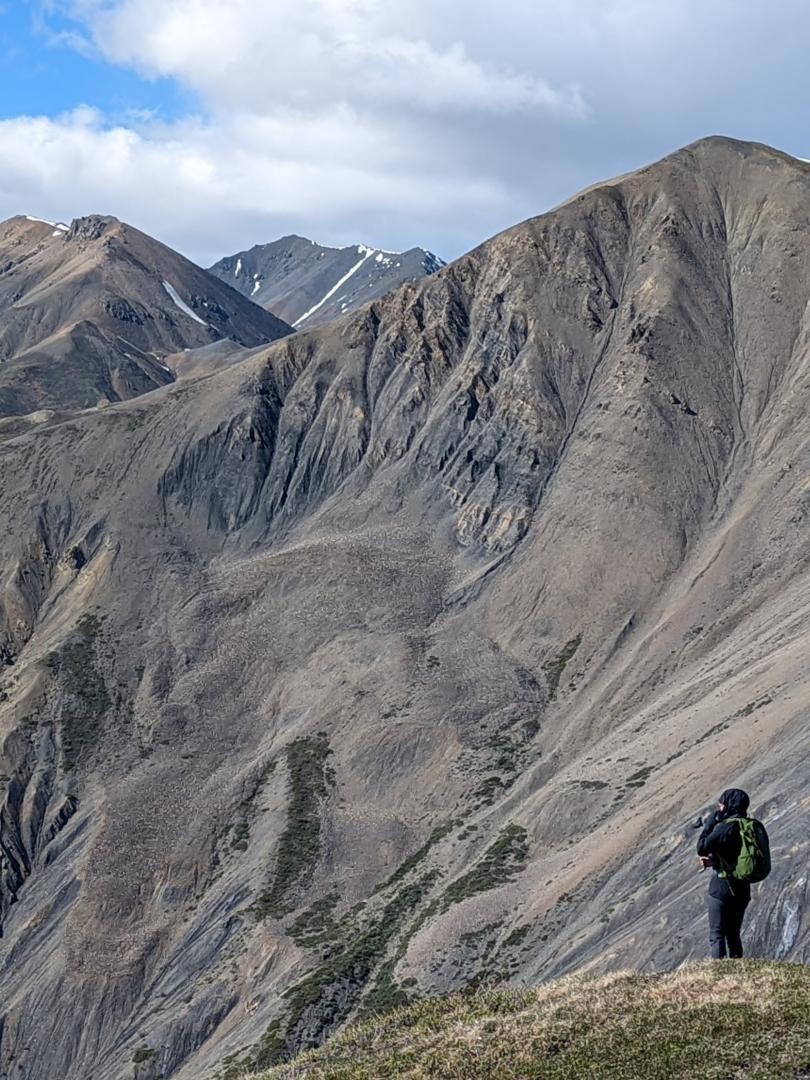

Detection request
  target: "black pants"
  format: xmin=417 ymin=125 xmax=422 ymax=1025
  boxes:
xmin=708 ymin=893 xmax=749 ymax=959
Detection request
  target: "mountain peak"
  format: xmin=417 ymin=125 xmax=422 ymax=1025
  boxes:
xmin=210 ymin=233 xmax=446 ymax=328
xmin=0 ymin=212 xmax=292 ymax=417
xmin=65 ymin=214 xmax=121 ymax=242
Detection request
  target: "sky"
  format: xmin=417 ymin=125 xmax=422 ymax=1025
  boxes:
xmin=1 ymin=1 xmax=809 ymax=266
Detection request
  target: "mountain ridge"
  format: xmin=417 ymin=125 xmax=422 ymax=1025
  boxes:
xmin=0 ymin=136 xmax=808 ymax=1079
xmin=209 ymin=233 xmax=445 ymax=329
xmin=252 ymin=961 xmax=810 ymax=1079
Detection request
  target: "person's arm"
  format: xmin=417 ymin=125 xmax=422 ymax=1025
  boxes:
xmin=696 ymin=811 xmax=722 ymax=856
xmin=697 ymin=813 xmax=734 ymax=869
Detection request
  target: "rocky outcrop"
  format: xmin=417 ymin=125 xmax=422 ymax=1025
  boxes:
xmin=0 ymin=138 xmax=809 ymax=1079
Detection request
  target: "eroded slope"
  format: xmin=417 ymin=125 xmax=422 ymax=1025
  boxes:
xmin=0 ymin=137 xmax=808 ymax=1080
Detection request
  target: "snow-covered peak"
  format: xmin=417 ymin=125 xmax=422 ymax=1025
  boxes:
xmin=293 ymin=245 xmax=376 ymax=327
xmin=423 ymin=252 xmax=446 ymax=274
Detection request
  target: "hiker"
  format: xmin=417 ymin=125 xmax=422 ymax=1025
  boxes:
xmin=696 ymin=787 xmax=770 ymax=960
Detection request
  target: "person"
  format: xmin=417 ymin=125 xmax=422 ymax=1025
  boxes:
xmin=696 ymin=788 xmax=752 ymax=959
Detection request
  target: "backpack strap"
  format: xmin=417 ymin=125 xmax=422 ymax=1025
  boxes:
xmin=713 ymin=816 xmax=742 ymax=895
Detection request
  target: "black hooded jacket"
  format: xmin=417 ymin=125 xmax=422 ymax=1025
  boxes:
xmin=696 ymin=788 xmax=752 ymax=902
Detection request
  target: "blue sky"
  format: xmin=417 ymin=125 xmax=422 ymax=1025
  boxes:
xmin=0 ymin=4 xmax=184 ymax=119
xmin=0 ymin=1 xmax=808 ymax=266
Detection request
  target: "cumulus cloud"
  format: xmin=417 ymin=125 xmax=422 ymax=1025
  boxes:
xmin=2 ymin=1 xmax=809 ymax=264
xmin=72 ymin=0 xmax=586 ymax=116
xmin=0 ymin=0 xmax=597 ymax=262
xmin=0 ymin=103 xmax=513 ymax=263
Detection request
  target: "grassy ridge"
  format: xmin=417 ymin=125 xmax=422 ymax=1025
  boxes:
xmin=242 ymin=961 xmax=810 ymax=1079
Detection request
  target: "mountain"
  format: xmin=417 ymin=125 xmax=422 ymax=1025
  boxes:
xmin=209 ymin=234 xmax=445 ymax=328
xmin=0 ymin=214 xmax=292 ymax=417
xmin=1 ymin=137 xmax=809 ymax=1080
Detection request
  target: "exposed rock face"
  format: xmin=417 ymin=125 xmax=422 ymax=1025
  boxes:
xmin=1 ymin=137 xmax=809 ymax=1079
xmin=0 ymin=214 xmax=292 ymax=418
xmin=209 ymin=234 xmax=445 ymax=329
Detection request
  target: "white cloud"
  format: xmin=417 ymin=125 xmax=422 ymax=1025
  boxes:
xmin=0 ymin=1 xmax=589 ymax=263
xmin=70 ymin=0 xmax=586 ymax=117
xmin=0 ymin=104 xmax=512 ymax=264
xmin=4 ymin=1 xmax=808 ymax=266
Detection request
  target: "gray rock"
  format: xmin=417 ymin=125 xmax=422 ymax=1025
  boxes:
xmin=209 ymin=234 xmax=445 ymax=329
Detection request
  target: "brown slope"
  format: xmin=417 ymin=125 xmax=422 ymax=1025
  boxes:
xmin=0 ymin=214 xmax=293 ymax=417
xmin=0 ymin=137 xmax=809 ymax=1080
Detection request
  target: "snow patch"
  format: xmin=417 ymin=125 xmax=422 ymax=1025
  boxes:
xmin=162 ymin=280 xmax=208 ymax=325
xmin=235 ymin=258 xmax=242 ymax=277
xmin=251 ymin=278 xmax=261 ymax=295
xmin=27 ymin=215 xmax=68 ymax=232
xmin=294 ymin=248 xmax=375 ymax=327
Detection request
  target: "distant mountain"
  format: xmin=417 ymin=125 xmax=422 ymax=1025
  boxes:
xmin=209 ymin=234 xmax=445 ymax=329
xmin=0 ymin=215 xmax=292 ymax=417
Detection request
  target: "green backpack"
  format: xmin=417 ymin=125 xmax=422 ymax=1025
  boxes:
xmin=720 ymin=816 xmax=771 ymax=883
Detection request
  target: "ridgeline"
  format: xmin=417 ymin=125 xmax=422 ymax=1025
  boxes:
xmin=244 ymin=961 xmax=810 ymax=1080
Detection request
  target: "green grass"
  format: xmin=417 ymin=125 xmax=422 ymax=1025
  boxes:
xmin=243 ymin=961 xmax=810 ymax=1079
xmin=252 ymin=734 xmax=334 ymax=919
xmin=431 ymin=824 xmax=528 ymax=915
xmin=256 ymin=874 xmax=439 ymax=1068
xmin=44 ymin=613 xmax=111 ymax=771
xmin=543 ymin=634 xmax=582 ymax=702
xmin=371 ymin=822 xmax=457 ymax=898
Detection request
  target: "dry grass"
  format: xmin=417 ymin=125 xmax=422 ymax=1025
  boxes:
xmin=233 ymin=961 xmax=810 ymax=1080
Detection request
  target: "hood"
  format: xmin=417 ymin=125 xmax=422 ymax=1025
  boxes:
xmin=720 ymin=787 xmax=750 ymax=817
